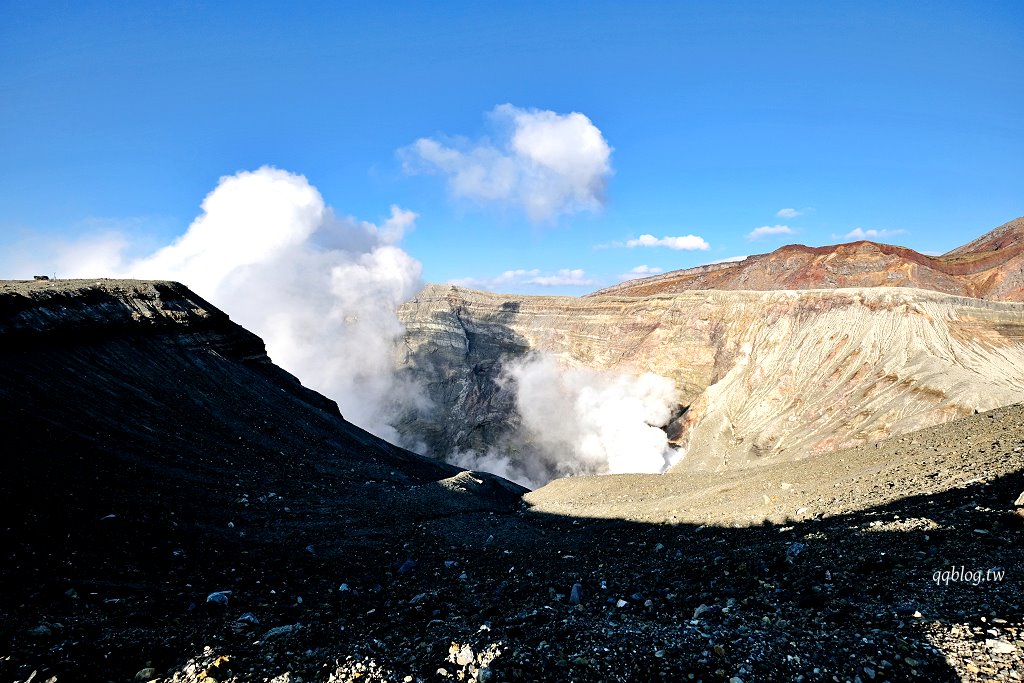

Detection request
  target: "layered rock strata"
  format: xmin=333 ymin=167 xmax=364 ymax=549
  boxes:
xmin=396 ymin=284 xmax=1024 ymax=471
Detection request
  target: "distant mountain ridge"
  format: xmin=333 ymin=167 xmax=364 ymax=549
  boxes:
xmin=590 ymin=216 xmax=1024 ymax=301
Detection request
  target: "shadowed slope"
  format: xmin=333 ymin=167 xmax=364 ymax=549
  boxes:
xmin=0 ymin=280 xmax=524 ymax=628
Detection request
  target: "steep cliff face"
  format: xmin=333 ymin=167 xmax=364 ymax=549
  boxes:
xmin=396 ymin=284 xmax=1024 ymax=472
xmin=591 ymin=217 xmax=1024 ymax=301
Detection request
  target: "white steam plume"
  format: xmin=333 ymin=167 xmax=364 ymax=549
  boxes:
xmin=133 ymin=167 xmax=428 ymax=442
xmin=26 ymin=166 xmax=428 ymax=444
xmin=7 ymin=166 xmax=679 ymax=488
xmin=453 ymin=353 xmax=681 ymax=488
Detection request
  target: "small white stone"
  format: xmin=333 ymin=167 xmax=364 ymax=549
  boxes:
xmin=987 ymin=639 xmax=1016 ymax=654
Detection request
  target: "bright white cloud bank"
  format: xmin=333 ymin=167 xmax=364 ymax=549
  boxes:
xmin=450 ymin=267 xmax=595 ymax=290
xmin=626 ymin=233 xmax=710 ymax=250
xmin=28 ymin=167 xmax=428 ymax=444
xmin=401 ymin=104 xmax=613 ymax=222
xmin=451 ymin=353 xmax=681 ymax=487
xmin=747 ymin=224 xmax=794 ymax=240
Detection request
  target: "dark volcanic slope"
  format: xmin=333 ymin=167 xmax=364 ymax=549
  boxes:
xmin=2 ymin=279 xmax=1022 ymax=683
xmin=592 ymin=217 xmax=1024 ymax=301
xmin=0 ymin=279 xmax=522 ymax=536
xmin=0 ymin=279 xmax=522 ymax=680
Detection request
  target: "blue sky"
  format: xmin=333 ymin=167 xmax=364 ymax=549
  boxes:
xmin=2 ymin=1 xmax=1022 ymax=295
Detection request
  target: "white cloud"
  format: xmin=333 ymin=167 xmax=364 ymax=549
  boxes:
xmin=449 ymin=267 xmax=595 ymax=290
xmin=625 ymin=233 xmax=710 ymax=250
xmin=840 ymin=227 xmax=907 ymax=240
xmin=618 ymin=264 xmax=664 ymax=281
xmin=0 ymin=231 xmax=131 ymax=280
xmin=529 ymin=268 xmax=595 ymax=286
xmin=706 ymin=255 xmax=748 ymax=265
xmin=400 ymin=104 xmax=613 ymax=222
xmin=776 ymin=207 xmax=814 ymax=219
xmin=747 ymin=224 xmax=795 ymax=240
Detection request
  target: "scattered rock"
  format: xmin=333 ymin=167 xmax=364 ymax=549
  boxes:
xmin=894 ymin=604 xmax=918 ymax=617
xmin=263 ymin=624 xmax=300 ymax=639
xmin=986 ymin=639 xmax=1016 ymax=654
xmin=205 ymin=591 xmax=231 ymax=605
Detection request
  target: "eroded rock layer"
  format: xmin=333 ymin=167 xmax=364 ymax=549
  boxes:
xmin=396 ymin=285 xmax=1024 ymax=470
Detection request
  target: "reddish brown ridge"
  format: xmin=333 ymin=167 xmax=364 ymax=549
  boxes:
xmin=591 ymin=216 xmax=1024 ymax=301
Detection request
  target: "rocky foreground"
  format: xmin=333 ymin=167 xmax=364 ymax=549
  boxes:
xmin=1 ymin=279 xmax=1022 ymax=682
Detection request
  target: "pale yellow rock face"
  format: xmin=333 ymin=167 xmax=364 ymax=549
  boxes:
xmin=397 ymin=284 xmax=1024 ymax=471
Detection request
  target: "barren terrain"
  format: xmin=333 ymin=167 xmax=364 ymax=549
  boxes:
xmin=1 ymin=279 xmax=1022 ymax=682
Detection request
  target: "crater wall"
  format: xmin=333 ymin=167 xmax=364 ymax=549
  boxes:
xmin=396 ymin=284 xmax=1024 ymax=470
